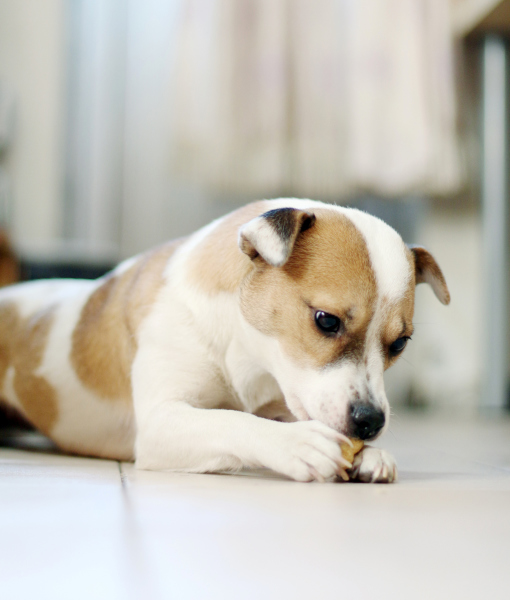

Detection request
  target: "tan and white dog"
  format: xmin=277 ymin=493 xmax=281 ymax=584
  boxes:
xmin=0 ymin=199 xmax=450 ymax=483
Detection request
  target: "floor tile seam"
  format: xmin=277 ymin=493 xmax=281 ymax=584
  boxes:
xmin=116 ymin=462 xmax=166 ymax=600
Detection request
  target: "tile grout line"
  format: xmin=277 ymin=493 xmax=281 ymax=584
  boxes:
xmin=116 ymin=461 xmax=163 ymax=600
xmin=118 ymin=461 xmax=129 ymax=491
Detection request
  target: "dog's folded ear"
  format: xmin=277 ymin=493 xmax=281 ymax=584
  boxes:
xmin=238 ymin=208 xmax=316 ymax=267
xmin=408 ymin=245 xmax=450 ymax=305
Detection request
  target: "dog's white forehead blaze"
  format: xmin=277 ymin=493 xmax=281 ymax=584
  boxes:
xmin=342 ymin=209 xmax=412 ymax=302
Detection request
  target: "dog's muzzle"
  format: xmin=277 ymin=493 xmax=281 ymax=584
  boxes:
xmin=349 ymin=402 xmax=385 ymax=440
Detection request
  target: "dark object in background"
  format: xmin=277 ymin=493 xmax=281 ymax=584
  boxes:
xmin=0 ymin=229 xmax=19 ymax=287
xmin=0 ymin=400 xmax=58 ymax=453
xmin=0 ymin=401 xmax=33 ymax=430
xmin=19 ymin=260 xmax=114 ymax=282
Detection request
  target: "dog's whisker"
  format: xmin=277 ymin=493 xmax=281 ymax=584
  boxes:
xmin=399 ymin=357 xmax=415 ymax=368
xmin=387 ymin=429 xmax=398 ymax=441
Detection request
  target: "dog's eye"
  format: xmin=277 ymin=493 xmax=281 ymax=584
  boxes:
xmin=315 ymin=311 xmax=342 ymax=335
xmin=389 ymin=337 xmax=410 ymax=355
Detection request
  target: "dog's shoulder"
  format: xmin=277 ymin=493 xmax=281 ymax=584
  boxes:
xmin=70 ymin=239 xmax=185 ymax=401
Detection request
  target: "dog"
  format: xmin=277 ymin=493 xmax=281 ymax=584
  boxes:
xmin=0 ymin=199 xmax=449 ymax=483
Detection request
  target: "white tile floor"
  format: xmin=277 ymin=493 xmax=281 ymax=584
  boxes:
xmin=1 ymin=410 xmax=510 ymax=600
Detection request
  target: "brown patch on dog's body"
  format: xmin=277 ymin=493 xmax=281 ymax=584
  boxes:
xmin=0 ymin=302 xmax=58 ymax=433
xmin=189 ymin=201 xmax=270 ymax=293
xmin=240 ymin=209 xmax=378 ymax=368
xmin=71 ymin=240 xmax=183 ymax=402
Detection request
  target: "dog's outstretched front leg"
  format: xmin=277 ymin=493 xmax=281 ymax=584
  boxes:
xmin=348 ymin=446 xmax=398 ymax=483
xmin=134 ymin=401 xmax=353 ymax=482
xmin=132 ymin=340 xmax=354 ymax=482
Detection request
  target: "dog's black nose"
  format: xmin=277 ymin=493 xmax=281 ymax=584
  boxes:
xmin=349 ymin=403 xmax=385 ymax=440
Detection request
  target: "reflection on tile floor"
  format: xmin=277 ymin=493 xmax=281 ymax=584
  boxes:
xmin=1 ymin=410 xmax=510 ymax=600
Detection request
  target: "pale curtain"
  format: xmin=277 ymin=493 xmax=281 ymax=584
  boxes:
xmin=172 ymin=0 xmax=462 ymax=198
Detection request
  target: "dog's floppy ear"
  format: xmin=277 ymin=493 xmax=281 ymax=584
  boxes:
xmin=408 ymin=245 xmax=450 ymax=305
xmin=239 ymin=208 xmax=316 ymax=267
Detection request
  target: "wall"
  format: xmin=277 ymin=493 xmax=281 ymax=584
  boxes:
xmin=0 ymin=0 xmax=66 ymax=256
xmin=0 ymin=1 xmax=487 ymax=413
xmin=385 ymin=202 xmax=483 ymax=412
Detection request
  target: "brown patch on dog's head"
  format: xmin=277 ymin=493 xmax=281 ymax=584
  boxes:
xmin=239 ymin=207 xmax=316 ymax=266
xmin=191 ymin=202 xmax=318 ymax=293
xmin=0 ymin=302 xmax=58 ymax=434
xmin=189 ymin=201 xmax=271 ymax=294
xmin=71 ymin=240 xmax=182 ymax=402
xmin=379 ymin=291 xmax=415 ymax=370
xmin=240 ymin=209 xmax=378 ymax=369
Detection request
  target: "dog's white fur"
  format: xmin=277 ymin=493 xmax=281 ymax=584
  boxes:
xmin=0 ymin=199 xmax=449 ymax=483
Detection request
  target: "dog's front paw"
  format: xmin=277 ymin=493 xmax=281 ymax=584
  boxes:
xmin=348 ymin=447 xmax=398 ymax=483
xmin=262 ymin=420 xmax=351 ymax=483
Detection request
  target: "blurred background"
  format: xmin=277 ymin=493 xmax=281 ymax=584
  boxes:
xmin=0 ymin=0 xmax=508 ymax=416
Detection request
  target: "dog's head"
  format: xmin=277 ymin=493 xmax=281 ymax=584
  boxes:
xmin=238 ymin=205 xmax=450 ymax=441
